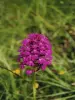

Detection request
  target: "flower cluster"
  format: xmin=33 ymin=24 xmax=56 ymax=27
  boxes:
xmin=18 ymin=33 xmax=52 ymax=75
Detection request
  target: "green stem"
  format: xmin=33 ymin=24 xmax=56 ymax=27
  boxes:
xmin=33 ymin=73 xmax=36 ymax=100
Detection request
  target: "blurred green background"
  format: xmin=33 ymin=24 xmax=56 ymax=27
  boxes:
xmin=0 ymin=0 xmax=75 ymax=100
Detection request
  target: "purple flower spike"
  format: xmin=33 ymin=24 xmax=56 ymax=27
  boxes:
xmin=18 ymin=33 xmax=52 ymax=75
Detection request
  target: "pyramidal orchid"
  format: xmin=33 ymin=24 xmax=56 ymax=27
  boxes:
xmin=18 ymin=33 xmax=52 ymax=100
xmin=18 ymin=33 xmax=52 ymax=75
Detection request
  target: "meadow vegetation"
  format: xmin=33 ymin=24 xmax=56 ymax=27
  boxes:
xmin=0 ymin=0 xmax=75 ymax=100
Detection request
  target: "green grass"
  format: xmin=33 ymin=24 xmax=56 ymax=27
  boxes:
xmin=0 ymin=0 xmax=75 ymax=100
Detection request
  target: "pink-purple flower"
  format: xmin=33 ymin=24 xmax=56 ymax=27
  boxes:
xmin=18 ymin=33 xmax=52 ymax=75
